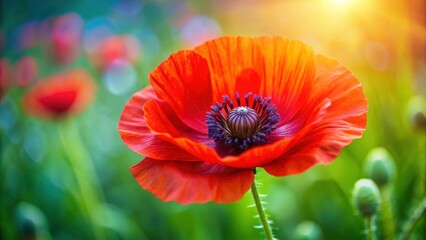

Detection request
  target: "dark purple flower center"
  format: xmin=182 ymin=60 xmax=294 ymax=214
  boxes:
xmin=206 ymin=92 xmax=280 ymax=150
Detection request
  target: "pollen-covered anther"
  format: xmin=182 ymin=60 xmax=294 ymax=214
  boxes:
xmin=206 ymin=92 xmax=280 ymax=151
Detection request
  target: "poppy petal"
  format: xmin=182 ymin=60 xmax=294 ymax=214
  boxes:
xmin=118 ymin=86 xmax=197 ymax=161
xmin=130 ymin=158 xmax=254 ymax=204
xmin=312 ymin=55 xmax=368 ymax=125
xmin=149 ymin=50 xmax=212 ymax=133
xmin=263 ymin=56 xmax=367 ymax=176
xmin=194 ymin=36 xmax=264 ymax=101
xmin=253 ymin=37 xmax=316 ymax=125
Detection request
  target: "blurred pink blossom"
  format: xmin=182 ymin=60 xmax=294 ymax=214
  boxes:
xmin=15 ymin=56 xmax=38 ymax=87
xmin=90 ymin=35 xmax=141 ymax=69
xmin=49 ymin=13 xmax=83 ymax=65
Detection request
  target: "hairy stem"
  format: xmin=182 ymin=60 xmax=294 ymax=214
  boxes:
xmin=251 ymin=179 xmax=274 ymax=240
xmin=380 ymin=187 xmax=395 ymax=240
xmin=365 ymin=216 xmax=374 ymax=240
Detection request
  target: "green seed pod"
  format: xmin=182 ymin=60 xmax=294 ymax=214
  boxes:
xmin=352 ymin=179 xmax=381 ymax=217
xmin=293 ymin=221 xmax=322 ymax=240
xmin=407 ymin=95 xmax=426 ymax=131
xmin=14 ymin=202 xmax=49 ymax=240
xmin=364 ymin=147 xmax=395 ymax=187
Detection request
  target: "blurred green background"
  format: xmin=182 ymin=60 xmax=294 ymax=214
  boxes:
xmin=1 ymin=0 xmax=425 ymax=239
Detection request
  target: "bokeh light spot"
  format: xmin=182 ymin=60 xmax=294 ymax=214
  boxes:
xmin=103 ymin=59 xmax=137 ymax=95
xmin=24 ymin=126 xmax=46 ymax=163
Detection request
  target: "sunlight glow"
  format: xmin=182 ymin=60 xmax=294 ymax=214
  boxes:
xmin=330 ymin=0 xmax=353 ymax=6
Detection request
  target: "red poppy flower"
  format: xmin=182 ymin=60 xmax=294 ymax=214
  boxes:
xmin=118 ymin=36 xmax=368 ymax=204
xmin=15 ymin=56 xmax=38 ymax=87
xmin=23 ymin=69 xmax=96 ymax=119
xmin=0 ymin=30 xmax=3 ymax=51
xmin=92 ymin=35 xmax=140 ymax=69
xmin=49 ymin=13 xmax=83 ymax=65
xmin=0 ymin=59 xmax=13 ymax=100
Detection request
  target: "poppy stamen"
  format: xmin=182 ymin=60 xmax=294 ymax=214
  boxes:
xmin=206 ymin=93 xmax=280 ymax=151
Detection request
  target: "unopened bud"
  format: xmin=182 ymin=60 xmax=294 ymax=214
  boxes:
xmin=15 ymin=202 xmax=49 ymax=240
xmin=407 ymin=95 xmax=426 ymax=130
xmin=352 ymin=179 xmax=381 ymax=217
xmin=364 ymin=147 xmax=395 ymax=187
xmin=414 ymin=111 xmax=426 ymax=130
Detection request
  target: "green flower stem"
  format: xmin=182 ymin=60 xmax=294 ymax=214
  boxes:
xmin=380 ymin=187 xmax=395 ymax=240
xmin=423 ymin=127 xmax=426 ymax=200
xmin=365 ymin=216 xmax=374 ymax=240
xmin=251 ymin=179 xmax=274 ymax=240
xmin=58 ymin=120 xmax=104 ymax=239
xmin=400 ymin=198 xmax=426 ymax=240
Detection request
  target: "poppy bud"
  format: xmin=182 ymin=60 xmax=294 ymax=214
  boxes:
xmin=352 ymin=179 xmax=381 ymax=217
xmin=407 ymin=95 xmax=426 ymax=131
xmin=413 ymin=111 xmax=426 ymax=130
xmin=364 ymin=147 xmax=395 ymax=187
xmin=293 ymin=221 xmax=322 ymax=240
xmin=15 ymin=202 xmax=49 ymax=240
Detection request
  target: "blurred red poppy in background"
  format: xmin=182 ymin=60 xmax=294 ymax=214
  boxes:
xmin=49 ymin=13 xmax=83 ymax=65
xmin=15 ymin=56 xmax=38 ymax=87
xmin=23 ymin=69 xmax=96 ymax=119
xmin=0 ymin=59 xmax=13 ymax=100
xmin=0 ymin=30 xmax=4 ymax=51
xmin=118 ymin=36 xmax=368 ymax=204
xmin=91 ymin=35 xmax=140 ymax=69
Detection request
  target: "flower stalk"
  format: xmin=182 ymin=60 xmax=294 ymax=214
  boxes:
xmin=251 ymin=178 xmax=274 ymax=240
xmin=58 ymin=120 xmax=104 ymax=239
xmin=365 ymin=217 xmax=374 ymax=240
xmin=400 ymin=198 xmax=426 ymax=240
xmin=379 ymin=188 xmax=395 ymax=240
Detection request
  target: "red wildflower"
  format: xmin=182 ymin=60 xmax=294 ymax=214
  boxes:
xmin=23 ymin=69 xmax=96 ymax=119
xmin=118 ymin=36 xmax=368 ymax=204
xmin=92 ymin=35 xmax=140 ymax=69
xmin=0 ymin=59 xmax=13 ymax=100
xmin=49 ymin=13 xmax=83 ymax=65
xmin=15 ymin=56 xmax=38 ymax=87
xmin=0 ymin=30 xmax=3 ymax=51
